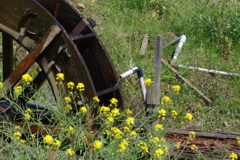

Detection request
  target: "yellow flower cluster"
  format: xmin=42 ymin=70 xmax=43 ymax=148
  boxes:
xmin=111 ymin=127 xmax=123 ymax=139
xmin=137 ymin=141 xmax=149 ymax=153
xmin=171 ymin=110 xmax=178 ymax=116
xmin=65 ymin=104 xmax=72 ymax=111
xmin=93 ymin=140 xmax=103 ymax=150
xmin=14 ymin=86 xmax=22 ymax=93
xmin=229 ymin=153 xmax=238 ymax=160
xmin=154 ymin=149 xmax=164 ymax=159
xmin=44 ymin=135 xmax=53 ymax=144
xmin=13 ymin=131 xmax=22 ymax=140
xmin=144 ymin=78 xmax=153 ymax=86
xmin=111 ymin=108 xmax=120 ymax=116
xmin=236 ymin=137 xmax=240 ymax=145
xmin=185 ymin=113 xmax=193 ymax=121
xmin=118 ymin=140 xmax=128 ymax=152
xmin=100 ymin=106 xmax=110 ymax=114
xmin=64 ymin=97 xmax=71 ymax=103
xmin=22 ymin=74 xmax=33 ymax=83
xmin=172 ymin=85 xmax=181 ymax=93
xmin=161 ymin=96 xmax=172 ymax=104
xmin=93 ymin=96 xmax=100 ymax=102
xmin=175 ymin=142 xmax=181 ymax=149
xmin=154 ymin=124 xmax=163 ymax=131
xmin=110 ymin=98 xmax=118 ymax=107
xmin=43 ymin=135 xmax=61 ymax=147
xmin=56 ymin=73 xmax=64 ymax=81
xmin=190 ymin=144 xmax=198 ymax=150
xmin=189 ymin=131 xmax=196 ymax=138
xmin=76 ymin=83 xmax=85 ymax=91
xmin=125 ymin=117 xmax=135 ymax=126
xmin=67 ymin=82 xmax=75 ymax=89
xmin=80 ymin=106 xmax=87 ymax=113
xmin=0 ymin=82 xmax=3 ymax=89
xmin=158 ymin=108 xmax=166 ymax=120
xmin=66 ymin=148 xmax=75 ymax=156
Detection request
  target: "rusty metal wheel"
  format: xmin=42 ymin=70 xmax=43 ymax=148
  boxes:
xmin=0 ymin=0 xmax=123 ymax=116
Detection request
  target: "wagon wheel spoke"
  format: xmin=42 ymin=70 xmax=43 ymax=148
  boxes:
xmin=2 ymin=25 xmax=62 ymax=96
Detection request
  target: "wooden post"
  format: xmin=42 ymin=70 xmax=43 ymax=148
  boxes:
xmin=2 ymin=32 xmax=13 ymax=81
xmin=146 ymin=35 xmax=162 ymax=126
xmin=140 ymin=34 xmax=148 ymax=55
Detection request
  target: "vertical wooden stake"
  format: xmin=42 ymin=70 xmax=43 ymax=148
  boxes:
xmin=2 ymin=32 xmax=13 ymax=81
xmin=146 ymin=35 xmax=162 ymax=126
xmin=140 ymin=34 xmax=148 ymax=55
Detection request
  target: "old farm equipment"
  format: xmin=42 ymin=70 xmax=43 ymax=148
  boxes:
xmin=0 ymin=0 xmax=123 ymax=121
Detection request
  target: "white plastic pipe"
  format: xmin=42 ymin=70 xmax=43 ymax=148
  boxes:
xmin=176 ymin=64 xmax=240 ymax=76
xmin=119 ymin=66 xmax=147 ymax=103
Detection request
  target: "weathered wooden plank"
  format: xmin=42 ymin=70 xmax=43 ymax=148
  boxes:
xmin=139 ymin=34 xmax=148 ymax=55
xmin=166 ymin=128 xmax=240 ymax=139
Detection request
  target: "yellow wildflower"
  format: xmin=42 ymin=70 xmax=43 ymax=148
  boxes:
xmin=172 ymin=85 xmax=181 ymax=92
xmin=25 ymin=108 xmax=32 ymax=113
xmin=66 ymin=148 xmax=75 ymax=156
xmin=54 ymin=140 xmax=61 ymax=147
xmin=67 ymin=82 xmax=75 ymax=89
xmin=176 ymin=142 xmax=181 ymax=149
xmin=93 ymin=96 xmax=100 ymax=102
xmin=125 ymin=109 xmax=132 ymax=115
xmin=150 ymin=137 xmax=160 ymax=145
xmin=64 ymin=97 xmax=71 ymax=103
xmin=236 ymin=137 xmax=240 ymax=145
xmin=24 ymin=113 xmax=31 ymax=121
xmin=158 ymin=109 xmax=166 ymax=116
xmin=103 ymin=130 xmax=111 ymax=136
xmin=185 ymin=113 xmax=193 ymax=120
xmin=80 ymin=106 xmax=87 ymax=113
xmin=20 ymin=139 xmax=26 ymax=143
xmin=43 ymin=135 xmax=53 ymax=144
xmin=190 ymin=144 xmax=198 ymax=150
xmin=14 ymin=125 xmax=21 ymax=129
xmin=154 ymin=124 xmax=163 ymax=131
xmin=123 ymin=126 xmax=131 ymax=132
xmin=106 ymin=116 xmax=114 ymax=123
xmin=171 ymin=110 xmax=178 ymax=116
xmin=118 ymin=140 xmax=128 ymax=152
xmin=111 ymin=108 xmax=120 ymax=116
xmin=76 ymin=83 xmax=85 ymax=91
xmin=22 ymin=74 xmax=33 ymax=83
xmin=68 ymin=126 xmax=74 ymax=133
xmin=0 ymin=82 xmax=3 ymax=89
xmin=125 ymin=117 xmax=135 ymax=126
xmin=161 ymin=96 xmax=172 ymax=104
xmin=109 ymin=98 xmax=118 ymax=106
xmin=111 ymin=127 xmax=123 ymax=139
xmin=144 ymin=78 xmax=152 ymax=86
xmin=14 ymin=86 xmax=22 ymax=93
xmin=189 ymin=131 xmax=196 ymax=138
xmin=13 ymin=131 xmax=22 ymax=137
xmin=56 ymin=73 xmax=64 ymax=81
xmin=93 ymin=140 xmax=102 ymax=150
xmin=229 ymin=153 xmax=238 ymax=160
xmin=137 ymin=141 xmax=149 ymax=153
xmin=130 ymin=131 xmax=138 ymax=139
xmin=100 ymin=106 xmax=110 ymax=114
xmin=154 ymin=149 xmax=164 ymax=159
xmin=65 ymin=104 xmax=72 ymax=110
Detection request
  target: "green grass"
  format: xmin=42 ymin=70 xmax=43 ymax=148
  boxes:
xmin=81 ymin=0 xmax=240 ymax=133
